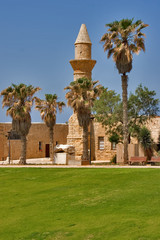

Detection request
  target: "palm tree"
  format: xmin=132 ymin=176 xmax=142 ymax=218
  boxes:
xmin=35 ymin=94 xmax=65 ymax=162
xmin=138 ymin=126 xmax=153 ymax=160
xmin=65 ymin=77 xmax=101 ymax=162
xmin=101 ymin=18 xmax=148 ymax=163
xmin=1 ymin=83 xmax=40 ymax=164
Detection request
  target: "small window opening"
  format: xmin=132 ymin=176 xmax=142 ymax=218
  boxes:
xmin=39 ymin=142 xmax=42 ymax=151
xmin=98 ymin=137 xmax=104 ymax=150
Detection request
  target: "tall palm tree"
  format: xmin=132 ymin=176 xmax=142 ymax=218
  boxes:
xmin=65 ymin=77 xmax=101 ymax=162
xmin=35 ymin=94 xmax=65 ymax=162
xmin=1 ymin=83 xmax=40 ymax=164
xmin=101 ymin=18 xmax=148 ymax=163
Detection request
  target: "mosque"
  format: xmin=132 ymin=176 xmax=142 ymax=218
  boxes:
xmin=0 ymin=24 xmax=160 ymax=164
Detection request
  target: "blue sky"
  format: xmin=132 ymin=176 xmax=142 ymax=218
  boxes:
xmin=0 ymin=0 xmax=159 ymax=123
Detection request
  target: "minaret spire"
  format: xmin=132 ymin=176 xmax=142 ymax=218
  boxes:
xmin=75 ymin=24 xmax=91 ymax=44
xmin=70 ymin=24 xmax=96 ymax=80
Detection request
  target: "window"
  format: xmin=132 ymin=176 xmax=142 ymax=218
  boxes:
xmin=111 ymin=142 xmax=117 ymax=150
xmin=39 ymin=142 xmax=42 ymax=151
xmin=98 ymin=137 xmax=104 ymax=150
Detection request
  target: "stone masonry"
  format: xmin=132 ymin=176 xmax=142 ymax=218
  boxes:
xmin=67 ymin=24 xmax=96 ymax=163
xmin=0 ymin=123 xmax=68 ymax=161
xmin=1 ymin=117 xmax=160 ymax=162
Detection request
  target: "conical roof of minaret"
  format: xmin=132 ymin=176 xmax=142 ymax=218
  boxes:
xmin=75 ymin=24 xmax=92 ymax=44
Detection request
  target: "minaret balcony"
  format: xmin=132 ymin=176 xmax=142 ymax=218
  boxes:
xmin=70 ymin=59 xmax=96 ymax=72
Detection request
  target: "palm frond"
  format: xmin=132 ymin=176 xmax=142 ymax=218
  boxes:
xmin=64 ymin=78 xmax=101 ymax=126
xmin=101 ymin=18 xmax=148 ymax=74
xmin=35 ymin=93 xmax=65 ymax=128
xmin=1 ymin=83 xmax=40 ymax=120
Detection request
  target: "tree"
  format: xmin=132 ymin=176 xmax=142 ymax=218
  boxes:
xmin=101 ymin=18 xmax=148 ymax=163
xmin=35 ymin=94 xmax=65 ymax=162
xmin=108 ymin=132 xmax=120 ymax=144
xmin=128 ymin=84 xmax=159 ymax=138
xmin=1 ymin=83 xmax=40 ymax=164
xmin=138 ymin=126 xmax=153 ymax=160
xmin=65 ymin=78 xmax=101 ymax=162
xmin=93 ymin=87 xmax=123 ymax=137
xmin=93 ymin=84 xmax=159 ymax=142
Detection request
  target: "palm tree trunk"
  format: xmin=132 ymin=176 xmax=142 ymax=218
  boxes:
xmin=19 ymin=135 xmax=26 ymax=165
xmin=49 ymin=127 xmax=54 ymax=163
xmin=82 ymin=122 xmax=89 ymax=161
xmin=122 ymin=74 xmax=128 ymax=164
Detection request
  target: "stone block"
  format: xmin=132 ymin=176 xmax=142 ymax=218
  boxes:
xmin=54 ymin=153 xmax=67 ymax=164
xmin=68 ymin=159 xmax=81 ymax=166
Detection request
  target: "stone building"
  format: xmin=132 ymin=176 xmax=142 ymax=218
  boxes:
xmin=0 ymin=123 xmax=68 ymax=161
xmin=0 ymin=117 xmax=160 ymax=162
xmin=0 ymin=24 xmax=160 ymax=163
xmin=66 ymin=24 xmax=160 ymax=164
xmin=0 ymin=24 xmax=116 ymax=163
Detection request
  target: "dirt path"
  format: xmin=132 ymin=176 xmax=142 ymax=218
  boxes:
xmin=0 ymin=164 xmax=160 ymax=168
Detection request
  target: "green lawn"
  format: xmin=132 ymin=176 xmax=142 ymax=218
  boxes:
xmin=0 ymin=168 xmax=160 ymax=240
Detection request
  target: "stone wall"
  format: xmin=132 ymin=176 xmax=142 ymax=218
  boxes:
xmin=67 ymin=116 xmax=160 ymax=162
xmin=146 ymin=117 xmax=160 ymax=142
xmin=117 ymin=144 xmax=145 ymax=164
xmin=130 ymin=117 xmax=160 ymax=144
xmin=0 ymin=123 xmax=68 ymax=161
xmin=1 ymin=117 xmax=160 ymax=162
xmin=67 ymin=114 xmax=83 ymax=161
xmin=67 ymin=115 xmax=117 ymax=161
xmin=93 ymin=122 xmax=116 ymax=161
xmin=0 ymin=123 xmax=10 ymax=160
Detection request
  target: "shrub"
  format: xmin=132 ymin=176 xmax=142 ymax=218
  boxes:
xmin=108 ymin=133 xmax=119 ymax=144
xmin=138 ymin=126 xmax=153 ymax=160
xmin=110 ymin=155 xmax=116 ymax=164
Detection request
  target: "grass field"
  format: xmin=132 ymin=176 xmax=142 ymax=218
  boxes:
xmin=0 ymin=168 xmax=160 ymax=240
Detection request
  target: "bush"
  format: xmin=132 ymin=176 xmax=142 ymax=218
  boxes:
xmin=110 ymin=155 xmax=116 ymax=164
xmin=138 ymin=126 xmax=153 ymax=160
xmin=108 ymin=133 xmax=119 ymax=144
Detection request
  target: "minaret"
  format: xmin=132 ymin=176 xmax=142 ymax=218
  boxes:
xmin=67 ymin=24 xmax=96 ymax=164
xmin=70 ymin=24 xmax=96 ymax=81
